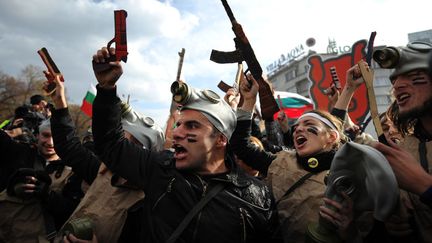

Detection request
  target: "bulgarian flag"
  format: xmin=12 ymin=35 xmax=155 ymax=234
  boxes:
xmin=80 ymin=84 xmax=97 ymax=117
xmin=273 ymin=91 xmax=313 ymax=120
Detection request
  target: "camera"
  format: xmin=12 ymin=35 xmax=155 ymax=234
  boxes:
xmin=12 ymin=104 xmax=45 ymax=134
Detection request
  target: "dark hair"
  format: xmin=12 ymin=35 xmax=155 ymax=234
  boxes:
xmin=387 ymin=100 xmax=415 ymax=136
xmin=30 ymin=94 xmax=45 ymax=105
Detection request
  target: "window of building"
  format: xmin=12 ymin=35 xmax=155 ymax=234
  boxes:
xmin=296 ymin=80 xmax=310 ymax=94
xmin=374 ymin=77 xmax=391 ymax=87
xmin=376 ymin=95 xmax=390 ymax=105
xmin=285 ymin=69 xmax=297 ymax=81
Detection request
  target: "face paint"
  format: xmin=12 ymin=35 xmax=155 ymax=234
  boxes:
xmin=307 ymin=127 xmax=319 ymax=136
xmin=186 ymin=133 xmax=197 ymax=143
xmin=412 ymin=77 xmax=428 ymax=85
xmin=409 ymin=71 xmax=429 ymax=85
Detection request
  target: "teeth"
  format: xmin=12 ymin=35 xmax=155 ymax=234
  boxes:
xmin=296 ymin=135 xmax=307 ymax=145
xmin=173 ymin=144 xmax=186 ymax=153
xmin=397 ymin=93 xmax=410 ymax=101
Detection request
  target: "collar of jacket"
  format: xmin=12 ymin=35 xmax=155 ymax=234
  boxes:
xmin=214 ymin=153 xmax=251 ymax=188
xmin=165 ymin=148 xmax=252 ymax=187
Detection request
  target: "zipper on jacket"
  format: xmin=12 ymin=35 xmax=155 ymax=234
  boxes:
xmin=152 ymin=177 xmax=176 ymax=210
xmin=194 ymin=174 xmax=208 ymax=197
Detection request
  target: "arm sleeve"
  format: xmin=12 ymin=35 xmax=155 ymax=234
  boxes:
xmin=264 ymin=121 xmax=285 ymax=148
xmin=50 ymin=108 xmax=100 ymax=184
xmin=330 ymin=107 xmax=346 ymax=122
xmin=92 ymin=85 xmax=170 ymax=190
xmin=230 ymin=119 xmax=276 ymax=174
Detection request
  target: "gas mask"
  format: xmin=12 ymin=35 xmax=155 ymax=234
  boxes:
xmin=373 ymin=41 xmax=432 ymax=80
xmin=170 ymin=81 xmax=236 ymax=139
xmin=306 ymin=142 xmax=399 ymax=243
xmin=120 ymin=102 xmax=165 ymax=152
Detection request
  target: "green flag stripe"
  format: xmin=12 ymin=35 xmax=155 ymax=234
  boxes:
xmin=84 ymin=91 xmax=96 ymax=104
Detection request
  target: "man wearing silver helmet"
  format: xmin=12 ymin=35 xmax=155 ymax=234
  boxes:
xmin=372 ymin=42 xmax=432 ymax=242
xmin=88 ymin=47 xmax=281 ymax=243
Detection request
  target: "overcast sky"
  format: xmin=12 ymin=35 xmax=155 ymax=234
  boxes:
xmin=0 ymin=0 xmax=431 ymax=126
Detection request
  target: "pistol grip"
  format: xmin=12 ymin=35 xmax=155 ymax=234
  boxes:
xmin=92 ymin=55 xmax=117 ymax=72
xmin=44 ymin=82 xmax=57 ymax=96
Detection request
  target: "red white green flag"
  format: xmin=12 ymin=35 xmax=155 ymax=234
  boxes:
xmin=273 ymin=91 xmax=313 ymax=120
xmin=80 ymin=84 xmax=97 ymax=117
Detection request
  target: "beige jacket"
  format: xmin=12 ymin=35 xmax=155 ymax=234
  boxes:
xmin=59 ymin=165 xmax=145 ymax=243
xmin=267 ymin=150 xmax=327 ymax=243
xmin=0 ymin=167 xmax=74 ymax=243
xmin=398 ymin=135 xmax=432 ymax=242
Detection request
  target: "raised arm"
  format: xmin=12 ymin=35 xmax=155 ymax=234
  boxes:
xmin=229 ymin=74 xmax=276 ymax=174
xmin=91 ymin=47 xmax=171 ymax=190
xmin=46 ymin=75 xmax=100 ymax=184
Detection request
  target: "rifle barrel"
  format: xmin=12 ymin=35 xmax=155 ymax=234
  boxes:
xmin=221 ymin=0 xmax=236 ymax=23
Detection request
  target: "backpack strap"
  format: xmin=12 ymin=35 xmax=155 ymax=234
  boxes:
xmin=166 ymin=183 xmax=226 ymax=243
xmin=276 ymin=172 xmax=313 ymax=206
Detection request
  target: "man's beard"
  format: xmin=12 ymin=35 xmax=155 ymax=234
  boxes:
xmin=398 ymin=96 xmax=432 ymax=121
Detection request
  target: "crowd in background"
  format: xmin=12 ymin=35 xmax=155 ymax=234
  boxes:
xmin=1 ymin=41 xmax=432 ymax=243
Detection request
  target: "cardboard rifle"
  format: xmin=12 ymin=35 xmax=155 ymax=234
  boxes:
xmin=93 ymin=10 xmax=128 ymax=72
xmin=171 ymin=48 xmax=186 ymax=111
xmin=217 ymin=63 xmax=243 ymax=105
xmin=210 ymin=0 xmax=279 ymax=121
xmin=323 ymin=66 xmax=342 ymax=96
xmin=37 ymin=47 xmax=64 ymax=95
xmin=359 ymin=31 xmax=389 ymax=145
xmin=176 ymin=48 xmax=186 ymax=82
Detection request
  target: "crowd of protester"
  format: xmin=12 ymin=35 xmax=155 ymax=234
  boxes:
xmin=1 ymin=40 xmax=432 ymax=243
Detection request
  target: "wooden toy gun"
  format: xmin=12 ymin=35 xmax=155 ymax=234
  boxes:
xmin=93 ymin=10 xmax=128 ymax=72
xmin=210 ymin=0 xmax=279 ymax=121
xmin=37 ymin=47 xmax=64 ymax=95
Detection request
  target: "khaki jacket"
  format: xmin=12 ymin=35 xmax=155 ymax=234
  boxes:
xmin=0 ymin=167 xmax=74 ymax=243
xmin=398 ymin=135 xmax=432 ymax=242
xmin=267 ymin=150 xmax=327 ymax=243
xmin=59 ymin=165 xmax=144 ymax=243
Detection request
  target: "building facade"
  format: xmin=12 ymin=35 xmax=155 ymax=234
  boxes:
xmin=267 ymin=30 xmax=431 ymax=137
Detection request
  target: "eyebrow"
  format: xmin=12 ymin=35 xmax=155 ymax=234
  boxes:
xmin=177 ymin=120 xmax=202 ymax=127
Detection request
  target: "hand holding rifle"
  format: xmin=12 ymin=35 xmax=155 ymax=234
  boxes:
xmin=276 ymin=95 xmax=289 ymax=133
xmin=211 ymin=0 xmax=279 ymax=121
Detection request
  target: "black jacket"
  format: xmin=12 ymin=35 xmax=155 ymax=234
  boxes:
xmin=92 ymin=85 xmax=281 ymax=243
xmin=51 ymin=108 xmax=100 ymax=184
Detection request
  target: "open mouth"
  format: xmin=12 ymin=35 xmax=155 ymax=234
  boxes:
xmin=295 ymin=135 xmax=307 ymax=147
xmin=390 ymin=136 xmax=401 ymax=144
xmin=396 ymin=93 xmax=410 ymax=104
xmin=173 ymin=144 xmax=188 ymax=159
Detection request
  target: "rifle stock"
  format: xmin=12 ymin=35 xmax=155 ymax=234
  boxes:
xmin=93 ymin=10 xmax=128 ymax=72
xmin=218 ymin=0 xmax=278 ymax=120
